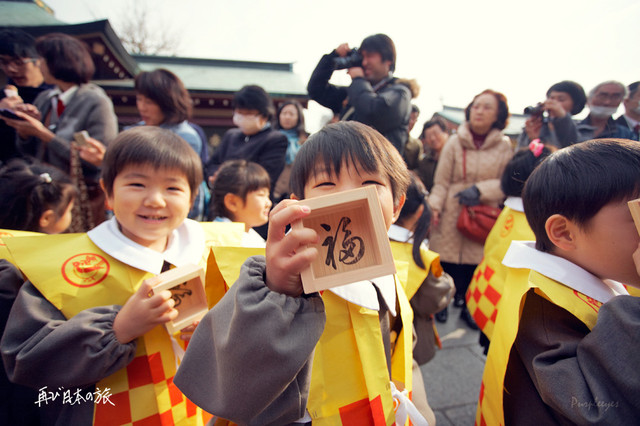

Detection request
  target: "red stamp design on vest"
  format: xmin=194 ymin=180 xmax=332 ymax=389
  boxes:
xmin=0 ymin=231 xmax=14 ymax=246
xmin=61 ymin=253 xmax=110 ymax=287
xmin=573 ymin=290 xmax=602 ymax=313
xmin=500 ymin=214 xmax=514 ymax=237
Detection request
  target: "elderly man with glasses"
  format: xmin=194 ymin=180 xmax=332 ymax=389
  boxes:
xmin=577 ymin=80 xmax=636 ymax=141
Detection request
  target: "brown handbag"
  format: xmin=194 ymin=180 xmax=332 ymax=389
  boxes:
xmin=455 ymin=148 xmax=501 ymax=244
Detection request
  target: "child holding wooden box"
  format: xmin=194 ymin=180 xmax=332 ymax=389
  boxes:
xmin=175 ymin=121 xmax=434 ymax=425
xmin=477 ymin=138 xmax=640 ymax=425
xmin=0 ymin=127 xmax=241 ymax=425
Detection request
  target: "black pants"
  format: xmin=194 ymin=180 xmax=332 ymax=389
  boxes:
xmin=440 ymin=261 xmax=477 ymax=301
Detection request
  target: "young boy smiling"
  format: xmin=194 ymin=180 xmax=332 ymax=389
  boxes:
xmin=175 ymin=121 xmax=435 ymax=425
xmin=1 ymin=127 xmax=223 ymax=425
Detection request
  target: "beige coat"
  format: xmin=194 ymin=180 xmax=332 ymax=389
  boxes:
xmin=428 ymin=122 xmax=513 ymax=265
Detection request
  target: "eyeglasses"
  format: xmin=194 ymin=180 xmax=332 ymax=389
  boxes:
xmin=0 ymin=57 xmax=37 ymax=69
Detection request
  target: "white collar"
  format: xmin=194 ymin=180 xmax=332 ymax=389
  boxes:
xmin=49 ymin=85 xmax=78 ymax=106
xmin=504 ymin=196 xmax=523 ymax=212
xmin=329 ymin=274 xmax=397 ymax=316
xmin=388 ymin=223 xmax=412 ymax=243
xmin=87 ymin=217 xmax=205 ymax=274
xmin=502 ymin=241 xmax=628 ymax=303
xmin=242 ymin=228 xmax=266 ymax=248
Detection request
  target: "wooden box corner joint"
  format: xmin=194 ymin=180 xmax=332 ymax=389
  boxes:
xmin=152 ymin=264 xmax=208 ymax=334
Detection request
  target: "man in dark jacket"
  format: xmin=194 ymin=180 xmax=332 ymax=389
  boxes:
xmin=0 ymin=29 xmax=53 ymax=163
xmin=307 ymin=33 xmax=412 ymax=155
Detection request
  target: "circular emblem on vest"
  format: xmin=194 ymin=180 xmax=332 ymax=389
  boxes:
xmin=62 ymin=253 xmax=110 ymax=287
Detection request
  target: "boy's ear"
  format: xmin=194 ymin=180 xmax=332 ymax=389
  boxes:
xmin=290 ymin=193 xmax=299 ymax=201
xmin=391 ymin=194 xmax=406 ymax=224
xmin=224 ymin=193 xmax=243 ymax=213
xmin=545 ymin=214 xmax=578 ymax=251
xmin=99 ymin=179 xmax=113 ymax=209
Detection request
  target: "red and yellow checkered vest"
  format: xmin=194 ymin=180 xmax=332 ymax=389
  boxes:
xmin=466 ymin=207 xmax=534 ymax=340
xmin=474 ymin=268 xmax=602 ymax=426
xmin=5 ymin=225 xmax=242 ymax=426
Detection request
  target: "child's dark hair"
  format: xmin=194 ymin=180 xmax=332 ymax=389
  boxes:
xmin=290 ymin=121 xmax=410 ymax=205
xmin=396 ymin=173 xmax=431 ymax=268
xmin=101 ymin=126 xmax=202 ymax=199
xmin=0 ymin=159 xmax=77 ymax=232
xmin=523 ymin=138 xmax=640 ymax=252
xmin=211 ymin=159 xmax=271 ymax=219
xmin=501 ymin=144 xmax=552 ymax=197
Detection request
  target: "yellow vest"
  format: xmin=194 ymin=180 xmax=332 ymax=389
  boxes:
xmin=208 ymin=246 xmax=416 ymax=425
xmin=466 ymin=207 xmax=534 ymax=340
xmin=0 ymin=229 xmax=42 ymax=264
xmin=4 ymin=223 xmax=243 ymax=426
xmin=475 ymin=268 xmax=603 ymax=426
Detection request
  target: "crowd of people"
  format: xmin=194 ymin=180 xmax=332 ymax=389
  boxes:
xmin=0 ymin=27 xmax=639 ymax=425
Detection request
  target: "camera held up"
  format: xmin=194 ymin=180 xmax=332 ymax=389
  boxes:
xmin=523 ymin=102 xmax=545 ymax=117
xmin=333 ymin=48 xmax=363 ymax=70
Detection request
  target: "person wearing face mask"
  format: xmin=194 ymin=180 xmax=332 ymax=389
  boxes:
xmin=577 ymin=80 xmax=635 ymax=142
xmin=205 ymin=85 xmax=287 ymax=202
xmin=615 ymin=81 xmax=640 ymax=141
xmin=516 ymin=80 xmax=587 ymax=150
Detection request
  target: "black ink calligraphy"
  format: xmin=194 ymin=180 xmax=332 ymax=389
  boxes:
xmin=321 ymin=216 xmax=365 ymax=269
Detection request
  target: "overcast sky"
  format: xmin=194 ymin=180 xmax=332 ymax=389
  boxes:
xmin=44 ymin=0 xmax=639 ymax=133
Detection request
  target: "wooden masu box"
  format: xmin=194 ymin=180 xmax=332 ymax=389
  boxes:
xmin=628 ymin=198 xmax=640 ymax=235
xmin=152 ymin=264 xmax=207 ymax=334
xmin=293 ymin=186 xmax=396 ymax=294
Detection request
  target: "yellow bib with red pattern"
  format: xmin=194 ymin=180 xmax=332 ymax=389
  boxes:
xmin=207 ymin=246 xmax=416 ymax=425
xmin=475 ymin=268 xmax=602 ymax=426
xmin=4 ymin=223 xmax=243 ymax=426
xmin=466 ymin=207 xmax=534 ymax=340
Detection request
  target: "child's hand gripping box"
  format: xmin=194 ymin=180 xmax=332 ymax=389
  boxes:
xmin=152 ymin=264 xmax=207 ymax=334
xmin=292 ymin=186 xmax=396 ymax=294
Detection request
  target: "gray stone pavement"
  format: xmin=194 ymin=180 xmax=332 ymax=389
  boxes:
xmin=419 ymin=304 xmax=486 ymax=426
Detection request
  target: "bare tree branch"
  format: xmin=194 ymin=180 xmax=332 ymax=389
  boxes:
xmin=113 ymin=1 xmax=181 ymax=56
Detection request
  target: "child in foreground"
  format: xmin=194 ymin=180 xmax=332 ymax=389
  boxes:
xmin=210 ymin=159 xmax=272 ymax=247
xmin=175 ymin=121 xmax=435 ymax=425
xmin=1 ymin=127 xmax=215 ymax=425
xmin=476 ymin=138 xmax=640 ymax=425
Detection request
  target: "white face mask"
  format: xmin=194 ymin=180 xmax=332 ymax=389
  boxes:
xmin=233 ymin=113 xmax=263 ymax=135
xmin=589 ymin=105 xmax=618 ymax=118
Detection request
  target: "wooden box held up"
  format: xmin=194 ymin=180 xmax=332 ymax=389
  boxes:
xmin=293 ymin=186 xmax=396 ymax=294
xmin=152 ymin=264 xmax=207 ymax=334
xmin=628 ymin=198 xmax=640 ymax=235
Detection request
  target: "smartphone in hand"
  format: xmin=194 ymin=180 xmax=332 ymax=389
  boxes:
xmin=0 ymin=108 xmax=25 ymax=121
xmin=73 ymin=130 xmax=90 ymax=147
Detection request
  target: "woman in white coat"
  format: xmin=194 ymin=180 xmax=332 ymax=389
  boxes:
xmin=428 ymin=89 xmax=513 ymax=328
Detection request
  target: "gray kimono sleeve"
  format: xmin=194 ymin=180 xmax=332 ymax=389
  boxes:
xmin=1 ymin=281 xmax=137 ymax=390
xmin=174 ymin=255 xmax=326 ymax=426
